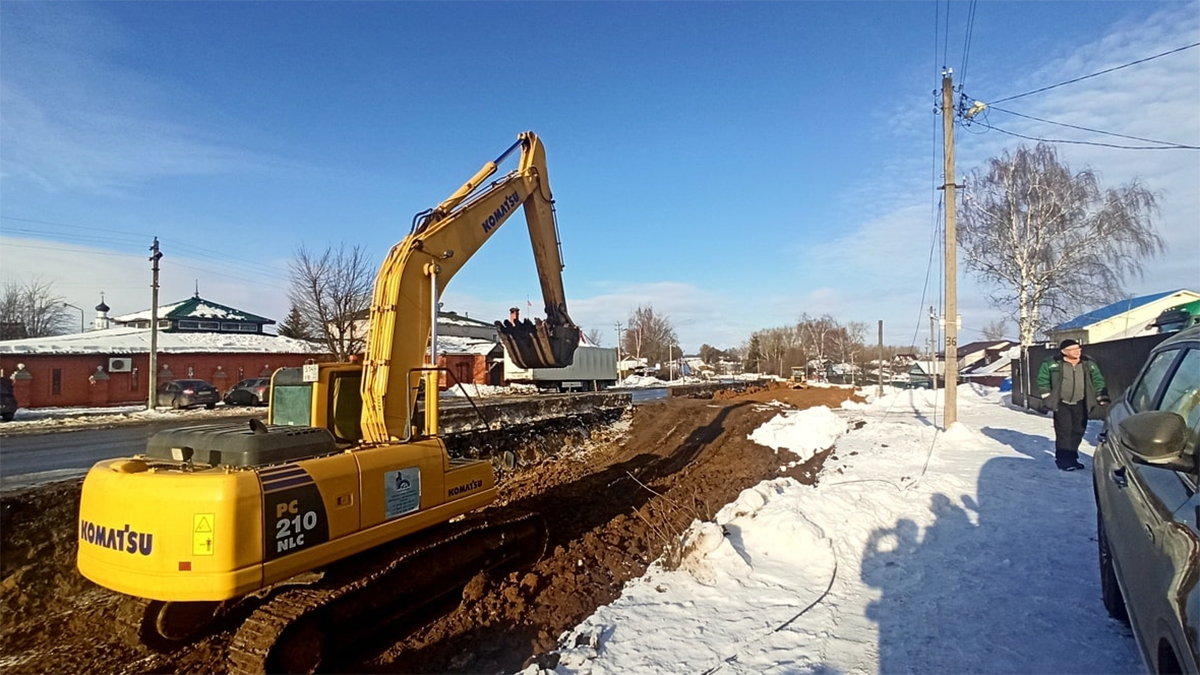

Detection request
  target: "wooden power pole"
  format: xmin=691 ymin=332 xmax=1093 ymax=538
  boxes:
xmin=148 ymin=238 xmax=162 ymax=410
xmin=941 ymin=69 xmax=959 ymax=427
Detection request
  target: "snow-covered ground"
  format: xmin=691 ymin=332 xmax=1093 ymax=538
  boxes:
xmin=522 ymin=384 xmax=1143 ymax=675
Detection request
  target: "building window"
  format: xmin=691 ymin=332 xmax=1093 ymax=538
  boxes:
xmin=52 ymin=369 xmax=62 ymax=396
xmin=238 ymin=324 xmax=258 ymax=332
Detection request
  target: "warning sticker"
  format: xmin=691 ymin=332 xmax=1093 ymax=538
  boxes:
xmin=192 ymin=513 xmax=215 ymax=556
xmin=384 ymin=467 xmax=420 ymax=519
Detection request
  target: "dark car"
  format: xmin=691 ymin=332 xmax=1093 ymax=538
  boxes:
xmin=0 ymin=378 xmax=17 ymax=422
xmin=1093 ymin=325 xmax=1199 ymax=674
xmin=224 ymin=378 xmax=271 ymax=406
xmin=156 ymin=379 xmax=221 ymax=410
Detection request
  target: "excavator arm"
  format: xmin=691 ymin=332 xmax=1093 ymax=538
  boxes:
xmin=360 ymin=131 xmax=580 ymax=444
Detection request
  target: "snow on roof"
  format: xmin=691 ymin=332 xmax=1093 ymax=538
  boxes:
xmin=112 ymin=296 xmax=273 ymax=324
xmin=437 ymin=312 xmax=497 ymax=328
xmin=0 ymin=326 xmax=327 ymax=355
xmin=1052 ymin=288 xmax=1195 ymax=331
xmin=433 ymin=335 xmax=500 ymax=356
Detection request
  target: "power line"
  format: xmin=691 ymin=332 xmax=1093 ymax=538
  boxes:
xmin=979 ymin=119 xmax=1200 ymax=150
xmin=1 ymin=214 xmax=296 ymax=283
xmin=959 ymin=0 xmax=978 ymax=89
xmin=942 ymin=0 xmax=951 ymax=69
xmin=990 ymin=41 xmax=1200 ymax=105
xmin=988 ymin=106 xmax=1200 ymax=149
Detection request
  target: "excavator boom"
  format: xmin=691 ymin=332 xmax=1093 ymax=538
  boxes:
xmin=360 ymin=131 xmax=580 ymax=444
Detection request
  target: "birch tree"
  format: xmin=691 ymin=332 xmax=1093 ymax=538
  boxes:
xmin=959 ymin=143 xmax=1162 ymax=346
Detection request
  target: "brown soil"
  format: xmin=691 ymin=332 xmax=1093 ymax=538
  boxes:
xmin=0 ymin=384 xmax=859 ymax=675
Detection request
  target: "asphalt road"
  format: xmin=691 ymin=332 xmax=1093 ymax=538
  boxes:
xmin=0 ymin=416 xmax=262 ymax=490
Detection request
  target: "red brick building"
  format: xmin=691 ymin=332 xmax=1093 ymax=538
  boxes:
xmin=0 ymin=296 xmax=329 ymax=409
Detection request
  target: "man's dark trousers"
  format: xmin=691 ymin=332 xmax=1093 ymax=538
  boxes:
xmin=1053 ymin=399 xmax=1088 ymax=468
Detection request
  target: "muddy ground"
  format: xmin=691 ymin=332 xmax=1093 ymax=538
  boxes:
xmin=0 ymin=385 xmax=860 ymax=674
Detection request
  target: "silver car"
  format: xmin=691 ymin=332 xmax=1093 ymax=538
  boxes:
xmin=1094 ymin=325 xmax=1200 ymax=674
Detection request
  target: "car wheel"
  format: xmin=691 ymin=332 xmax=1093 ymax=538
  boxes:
xmin=250 ymin=395 xmax=261 ymax=406
xmin=205 ymin=402 xmax=216 ymax=410
xmin=1 ymin=412 xmax=12 ymax=422
xmin=1097 ymin=508 xmax=1129 ymax=623
xmin=172 ymin=398 xmax=182 ymax=410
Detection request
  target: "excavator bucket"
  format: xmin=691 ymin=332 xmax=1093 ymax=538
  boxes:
xmin=496 ymin=318 xmax=580 ymax=370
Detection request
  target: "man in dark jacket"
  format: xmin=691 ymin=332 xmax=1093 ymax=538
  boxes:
xmin=1037 ymin=339 xmax=1109 ymax=471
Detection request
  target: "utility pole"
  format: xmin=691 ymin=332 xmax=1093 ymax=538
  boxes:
xmin=877 ymin=320 xmax=884 ymax=397
xmin=148 ymin=238 xmax=162 ymax=410
xmin=941 ymin=69 xmax=960 ymax=426
xmin=614 ymin=322 xmax=623 ymax=376
xmin=929 ymin=306 xmax=938 ymax=397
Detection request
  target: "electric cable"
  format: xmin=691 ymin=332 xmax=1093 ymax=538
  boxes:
xmin=959 ymin=0 xmax=978 ymax=89
xmin=989 ymin=41 xmax=1200 ymax=105
xmin=987 ymin=106 xmax=1199 ymax=149
xmin=980 ymin=119 xmax=1200 ymax=150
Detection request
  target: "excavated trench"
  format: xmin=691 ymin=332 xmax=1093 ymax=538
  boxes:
xmin=0 ymin=384 xmax=859 ymax=674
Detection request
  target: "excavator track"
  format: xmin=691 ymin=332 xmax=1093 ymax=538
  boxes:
xmin=228 ymin=509 xmax=546 ymax=674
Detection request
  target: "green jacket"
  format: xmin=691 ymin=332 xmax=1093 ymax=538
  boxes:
xmin=1037 ymin=354 xmax=1108 ymax=417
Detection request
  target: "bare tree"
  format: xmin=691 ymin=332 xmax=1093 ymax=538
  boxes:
xmin=959 ymin=143 xmax=1162 ymax=346
xmin=0 ymin=277 xmax=73 ymax=338
xmin=981 ymin=319 xmax=1010 ymax=341
xmin=623 ymin=305 xmax=678 ymax=365
xmin=288 ymin=244 xmax=374 ymax=360
xmin=797 ymin=313 xmax=839 ymax=371
xmin=831 ymin=321 xmax=868 ymax=371
xmin=584 ymin=327 xmax=605 ymax=346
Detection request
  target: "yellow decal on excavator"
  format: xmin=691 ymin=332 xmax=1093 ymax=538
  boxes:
xmin=192 ymin=513 xmax=215 ymax=556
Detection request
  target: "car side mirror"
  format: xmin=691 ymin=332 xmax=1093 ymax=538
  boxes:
xmin=1118 ymin=411 xmax=1194 ymax=471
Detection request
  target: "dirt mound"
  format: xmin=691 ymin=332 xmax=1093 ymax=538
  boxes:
xmin=0 ymin=386 xmax=860 ymax=674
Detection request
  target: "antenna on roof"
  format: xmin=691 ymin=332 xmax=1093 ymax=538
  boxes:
xmin=194 ymin=280 xmax=199 ymax=298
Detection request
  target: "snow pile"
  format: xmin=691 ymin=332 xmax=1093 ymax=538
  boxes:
xmin=522 ymin=384 xmax=1142 ymax=675
xmin=440 ymin=383 xmax=537 ymax=397
xmin=747 ymin=405 xmax=845 ymax=464
xmin=546 ymin=480 xmax=836 ymax=675
xmin=615 ymin=375 xmax=669 ymax=388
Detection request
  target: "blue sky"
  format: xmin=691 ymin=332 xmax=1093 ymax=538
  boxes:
xmin=2 ymin=1 xmax=1197 ymax=353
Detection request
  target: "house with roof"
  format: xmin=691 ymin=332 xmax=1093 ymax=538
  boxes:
xmin=1047 ymin=288 xmax=1200 ymax=345
xmin=110 ymin=295 xmax=275 ymax=334
xmin=0 ymin=295 xmax=329 ymax=409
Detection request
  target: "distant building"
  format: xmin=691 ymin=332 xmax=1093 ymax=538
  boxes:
xmin=1048 ymin=289 xmax=1200 ymax=345
xmin=0 ymin=295 xmax=327 ymax=409
xmin=112 ymin=294 xmax=275 ymax=334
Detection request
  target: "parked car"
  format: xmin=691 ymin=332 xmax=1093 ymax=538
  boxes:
xmin=156 ymin=379 xmax=220 ymax=410
xmin=1093 ymin=325 xmax=1199 ymax=674
xmin=224 ymin=378 xmax=271 ymax=406
xmin=0 ymin=378 xmax=17 ymax=422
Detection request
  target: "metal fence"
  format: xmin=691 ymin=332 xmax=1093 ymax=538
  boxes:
xmin=1011 ymin=333 xmax=1171 ymax=412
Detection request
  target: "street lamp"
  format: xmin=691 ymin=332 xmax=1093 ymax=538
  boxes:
xmin=62 ymin=303 xmax=84 ymax=333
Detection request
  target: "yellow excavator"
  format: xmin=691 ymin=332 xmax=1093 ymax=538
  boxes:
xmin=76 ymin=132 xmax=580 ymax=672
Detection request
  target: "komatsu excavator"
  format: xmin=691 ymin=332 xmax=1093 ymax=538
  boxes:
xmin=76 ymin=132 xmax=581 ymax=673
